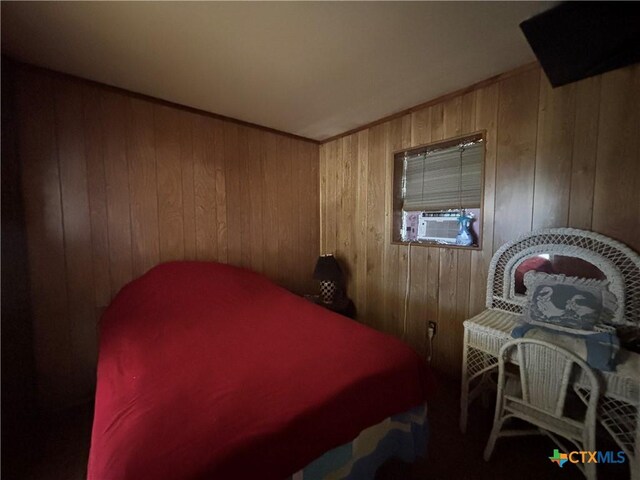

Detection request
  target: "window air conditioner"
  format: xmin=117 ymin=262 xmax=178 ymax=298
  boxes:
xmin=417 ymin=213 xmax=459 ymax=244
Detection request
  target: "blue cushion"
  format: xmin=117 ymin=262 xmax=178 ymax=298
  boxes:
xmin=511 ymin=324 xmax=620 ymax=372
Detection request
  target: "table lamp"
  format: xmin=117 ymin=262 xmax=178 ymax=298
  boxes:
xmin=313 ymin=254 xmax=343 ymax=304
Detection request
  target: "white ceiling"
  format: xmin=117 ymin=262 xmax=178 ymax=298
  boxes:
xmin=1 ymin=2 xmax=554 ymax=141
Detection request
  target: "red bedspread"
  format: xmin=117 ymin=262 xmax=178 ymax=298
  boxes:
xmin=88 ymin=262 xmax=434 ymax=480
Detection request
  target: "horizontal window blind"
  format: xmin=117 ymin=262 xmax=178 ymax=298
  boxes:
xmin=403 ymin=141 xmax=483 ymax=211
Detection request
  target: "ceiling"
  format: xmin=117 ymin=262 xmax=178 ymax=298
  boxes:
xmin=1 ymin=2 xmax=554 ymax=141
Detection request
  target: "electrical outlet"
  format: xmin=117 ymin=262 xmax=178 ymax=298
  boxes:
xmin=428 ymin=321 xmax=437 ymax=337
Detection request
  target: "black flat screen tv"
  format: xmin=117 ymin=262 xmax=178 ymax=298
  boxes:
xmin=520 ymin=2 xmax=640 ymax=87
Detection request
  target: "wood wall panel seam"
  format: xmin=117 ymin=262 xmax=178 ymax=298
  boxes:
xmin=529 ymin=69 xmax=542 ymax=234
xmin=568 ymin=76 xmax=601 ymax=230
xmin=51 ymin=81 xmax=75 ymax=394
xmin=102 ymin=90 xmax=135 ymax=297
xmin=82 ymin=85 xmax=112 ymax=308
xmin=490 ymin=83 xmax=501 ymax=256
xmin=152 ymin=107 xmax=163 ymax=265
xmin=186 ymin=111 xmax=197 ymax=259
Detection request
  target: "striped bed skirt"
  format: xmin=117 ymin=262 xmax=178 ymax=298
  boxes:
xmin=287 ymin=403 xmax=428 ymax=480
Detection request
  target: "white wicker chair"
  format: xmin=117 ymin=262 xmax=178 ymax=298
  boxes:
xmin=484 ymin=339 xmax=600 ymax=480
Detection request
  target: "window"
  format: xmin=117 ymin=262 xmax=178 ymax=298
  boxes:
xmin=391 ymin=133 xmax=485 ymax=248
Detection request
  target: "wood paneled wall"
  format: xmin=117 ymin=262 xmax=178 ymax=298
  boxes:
xmin=10 ymin=64 xmax=319 ymax=410
xmin=2 ymin=60 xmax=37 ymax=448
xmin=320 ymin=63 xmax=640 ymax=378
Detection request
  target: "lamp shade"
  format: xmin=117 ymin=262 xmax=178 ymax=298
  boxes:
xmin=313 ymin=255 xmax=343 ymax=281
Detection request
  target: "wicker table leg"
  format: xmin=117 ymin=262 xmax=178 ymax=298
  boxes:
xmin=460 ymin=341 xmax=499 ymax=433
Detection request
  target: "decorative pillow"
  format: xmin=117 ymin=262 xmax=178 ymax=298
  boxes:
xmin=522 ymin=271 xmax=618 ymax=331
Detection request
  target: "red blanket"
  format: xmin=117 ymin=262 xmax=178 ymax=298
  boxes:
xmin=88 ymin=262 xmax=434 ymax=480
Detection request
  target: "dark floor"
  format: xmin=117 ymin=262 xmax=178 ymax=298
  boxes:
xmin=377 ymin=378 xmax=629 ymax=480
xmin=4 ymin=379 xmax=631 ymax=479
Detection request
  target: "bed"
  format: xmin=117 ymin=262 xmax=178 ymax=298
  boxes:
xmin=87 ymin=261 xmax=435 ymax=479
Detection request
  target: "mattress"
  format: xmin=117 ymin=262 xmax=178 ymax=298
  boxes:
xmin=87 ymin=261 xmax=434 ymax=479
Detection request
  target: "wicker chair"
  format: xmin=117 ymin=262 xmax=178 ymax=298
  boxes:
xmin=484 ymin=339 xmax=600 ymax=480
xmin=460 ymin=228 xmax=640 ymax=479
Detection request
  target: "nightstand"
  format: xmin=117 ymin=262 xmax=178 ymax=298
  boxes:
xmin=303 ymin=294 xmax=356 ymax=319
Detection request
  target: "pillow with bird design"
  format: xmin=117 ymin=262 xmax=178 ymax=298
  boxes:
xmin=522 ymin=271 xmax=618 ymax=331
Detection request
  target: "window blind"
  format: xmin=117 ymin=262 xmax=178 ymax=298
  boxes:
xmin=403 ymin=141 xmax=483 ymax=211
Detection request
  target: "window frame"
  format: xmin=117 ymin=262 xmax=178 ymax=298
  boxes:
xmin=390 ymin=130 xmax=486 ymax=250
